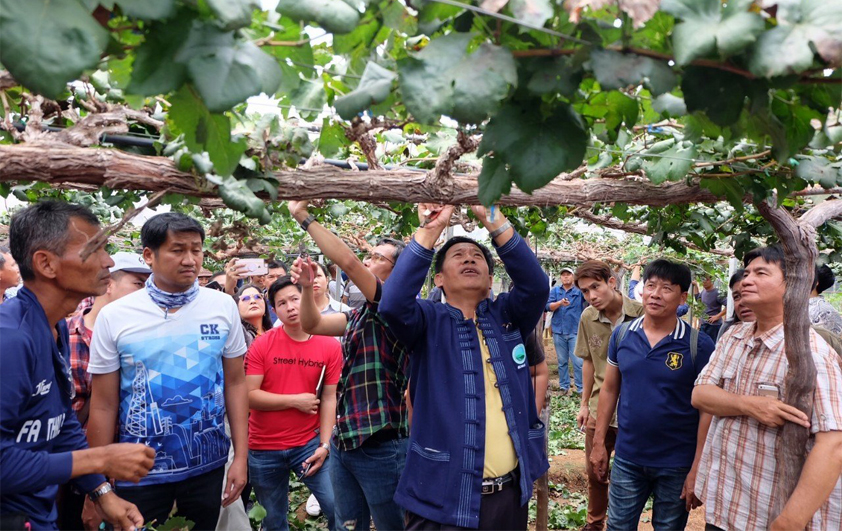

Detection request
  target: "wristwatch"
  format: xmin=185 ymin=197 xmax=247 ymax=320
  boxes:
xmin=299 ymin=214 xmax=317 ymax=232
xmin=88 ymin=482 xmax=113 ymax=502
xmin=319 ymin=442 xmax=330 ymax=455
xmin=488 ymin=221 xmax=512 ymax=239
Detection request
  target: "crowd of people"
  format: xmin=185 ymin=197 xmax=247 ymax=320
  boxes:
xmin=1 ymin=198 xmax=841 ymax=531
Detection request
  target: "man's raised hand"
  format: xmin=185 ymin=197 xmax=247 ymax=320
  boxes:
xmin=291 ymin=256 xmax=318 ymax=288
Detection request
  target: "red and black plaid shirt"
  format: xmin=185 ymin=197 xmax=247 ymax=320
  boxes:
xmin=66 ymin=308 xmax=92 ymax=427
xmin=337 ymin=281 xmax=410 ymax=450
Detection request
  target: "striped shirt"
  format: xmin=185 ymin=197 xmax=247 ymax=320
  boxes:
xmin=694 ymin=322 xmax=842 ymax=530
xmin=336 ymin=279 xmax=409 ymax=450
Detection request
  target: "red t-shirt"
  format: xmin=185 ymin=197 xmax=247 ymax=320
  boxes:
xmin=245 ymin=327 xmax=342 ymax=450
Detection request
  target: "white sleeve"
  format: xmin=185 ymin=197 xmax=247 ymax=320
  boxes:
xmin=88 ymin=310 xmax=120 ymax=374
xmin=223 ymin=298 xmax=247 ymax=358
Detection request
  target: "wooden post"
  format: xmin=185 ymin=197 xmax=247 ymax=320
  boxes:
xmin=534 ymin=317 xmax=550 ymax=531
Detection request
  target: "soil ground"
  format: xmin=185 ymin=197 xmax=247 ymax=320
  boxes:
xmin=542 ymin=333 xmax=705 ymax=530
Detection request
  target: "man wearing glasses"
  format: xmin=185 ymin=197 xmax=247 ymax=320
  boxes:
xmin=287 ymin=201 xmax=410 ymax=531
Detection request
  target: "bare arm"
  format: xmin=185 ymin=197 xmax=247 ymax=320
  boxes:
xmin=681 ymin=412 xmax=712 ymax=510
xmin=529 ymin=361 xmax=549 ymax=413
xmin=692 ymin=384 xmax=810 ymax=428
xmin=289 ymin=201 xmax=380 ymax=303
xmin=222 ymin=356 xmax=248 ymax=461
xmin=578 ymin=358 xmax=595 ymax=429
xmin=293 ymin=260 xmax=349 ymax=337
xmin=593 ymin=363 xmax=620 ymax=446
xmin=317 ymin=385 xmax=337 ymax=447
xmin=771 ymin=431 xmax=842 ymax=530
xmin=246 ymin=374 xmax=318 ymax=413
xmin=87 ymin=372 xmax=120 ymax=449
xmin=590 ymin=363 xmax=621 ymax=482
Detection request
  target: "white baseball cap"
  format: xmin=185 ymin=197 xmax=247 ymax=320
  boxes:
xmin=110 ymin=252 xmax=151 ymax=274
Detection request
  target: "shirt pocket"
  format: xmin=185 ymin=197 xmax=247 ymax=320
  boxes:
xmin=405 ymin=442 xmax=452 ymax=508
xmin=719 ymin=364 xmax=739 ymax=393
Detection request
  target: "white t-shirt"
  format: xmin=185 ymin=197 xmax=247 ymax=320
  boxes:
xmin=89 ymin=286 xmax=247 ymax=486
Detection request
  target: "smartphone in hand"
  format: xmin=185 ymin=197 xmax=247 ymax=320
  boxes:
xmin=298 ymin=461 xmax=312 ymax=480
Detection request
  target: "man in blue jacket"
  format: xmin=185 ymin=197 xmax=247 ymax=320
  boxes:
xmin=380 ymin=204 xmax=550 ymax=530
xmin=546 ymin=267 xmax=585 ymax=395
xmin=0 ymin=200 xmax=155 ymax=530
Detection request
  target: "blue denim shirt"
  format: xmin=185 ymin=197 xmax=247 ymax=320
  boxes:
xmin=380 ymin=233 xmax=550 ymax=528
xmin=545 ymin=285 xmax=585 ymax=335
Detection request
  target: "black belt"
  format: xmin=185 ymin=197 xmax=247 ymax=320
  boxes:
xmin=481 ymin=471 xmax=515 ymax=495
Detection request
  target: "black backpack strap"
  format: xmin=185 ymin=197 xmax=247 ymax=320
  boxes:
xmin=690 ymin=325 xmax=699 ymax=366
xmin=617 ymin=320 xmax=633 ymax=345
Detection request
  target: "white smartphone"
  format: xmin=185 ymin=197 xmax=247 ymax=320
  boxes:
xmin=237 ymin=258 xmax=268 ymax=276
xmin=757 ymin=383 xmax=780 ymax=399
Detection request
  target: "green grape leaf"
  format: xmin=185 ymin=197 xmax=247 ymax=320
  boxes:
xmin=700 ymin=178 xmax=745 ymax=209
xmin=318 ymin=118 xmax=350 ymax=158
xmin=478 ymin=101 xmax=588 ymax=194
xmin=0 ymin=0 xmax=109 ymax=99
xmin=398 ymin=33 xmax=517 ymax=125
xmin=681 ymin=67 xmax=749 ymax=126
xmin=652 ymin=94 xmax=687 ymax=117
xmin=642 ymin=140 xmax=697 ymax=184
xmin=478 ymin=156 xmax=513 ymax=206
xmin=168 ymin=85 xmax=247 ymax=176
xmin=589 ymin=49 xmax=676 ymax=96
xmin=177 ymin=22 xmax=283 ymax=112
xmin=116 ymin=0 xmax=176 ymax=20
xmin=127 ymin=14 xmax=194 ymax=95
xmin=510 ymin=0 xmax=553 ymax=28
xmin=276 ymin=0 xmax=361 ymax=34
xmin=749 ymin=0 xmax=842 ymax=77
xmin=205 ymin=0 xmax=260 ymax=30
xmin=289 ymin=79 xmax=327 ymax=120
xmin=218 ymin=177 xmax=272 ymax=224
xmin=601 ymin=91 xmax=639 ymax=142
xmin=526 ymin=56 xmax=584 ymax=97
xmin=796 ymin=156 xmax=842 ymax=189
xmin=334 ymin=62 xmax=397 ymax=119
xmin=661 ymin=0 xmax=764 ymax=65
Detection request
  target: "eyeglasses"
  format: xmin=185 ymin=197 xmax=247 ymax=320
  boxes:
xmin=239 ymin=295 xmax=264 ymax=303
xmin=367 ymin=252 xmax=395 ymax=265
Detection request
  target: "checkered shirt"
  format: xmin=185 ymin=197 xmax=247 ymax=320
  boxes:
xmin=694 ymin=321 xmax=842 ymax=530
xmin=66 ymin=308 xmax=93 ymax=426
xmin=336 ymin=280 xmax=409 ymax=450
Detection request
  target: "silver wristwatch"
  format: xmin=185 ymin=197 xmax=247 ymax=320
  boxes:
xmin=319 ymin=442 xmax=330 ymax=454
xmin=89 ymin=482 xmax=113 ymax=502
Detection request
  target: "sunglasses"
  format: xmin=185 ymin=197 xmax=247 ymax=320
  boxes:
xmin=366 ymin=252 xmax=395 ymax=265
xmin=239 ymin=294 xmax=264 ymax=303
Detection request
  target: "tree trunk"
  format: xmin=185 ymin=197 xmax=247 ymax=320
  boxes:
xmin=755 ymin=198 xmax=818 ymax=518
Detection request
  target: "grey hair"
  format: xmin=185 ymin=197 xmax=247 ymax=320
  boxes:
xmin=0 ymin=244 xmax=8 ymax=269
xmin=9 ymin=200 xmax=99 ymax=281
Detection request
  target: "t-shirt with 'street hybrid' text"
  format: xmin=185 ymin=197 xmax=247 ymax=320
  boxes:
xmin=245 ymin=326 xmax=342 ymax=450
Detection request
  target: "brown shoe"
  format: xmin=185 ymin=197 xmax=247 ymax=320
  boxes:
xmin=580 ymin=523 xmax=604 ymax=531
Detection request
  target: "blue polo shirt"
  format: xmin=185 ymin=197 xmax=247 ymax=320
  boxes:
xmin=607 ymin=316 xmax=714 ymax=468
xmin=545 ymin=285 xmax=585 ymax=335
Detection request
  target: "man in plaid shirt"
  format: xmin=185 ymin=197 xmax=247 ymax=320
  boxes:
xmin=692 ymin=245 xmax=842 ymax=531
xmin=288 ymin=200 xmax=410 ymax=531
xmin=67 ymin=252 xmax=150 ymax=429
xmin=60 ymin=252 xmax=149 ymax=529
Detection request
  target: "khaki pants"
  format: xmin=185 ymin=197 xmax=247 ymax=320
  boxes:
xmin=584 ymin=415 xmax=618 ymax=529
